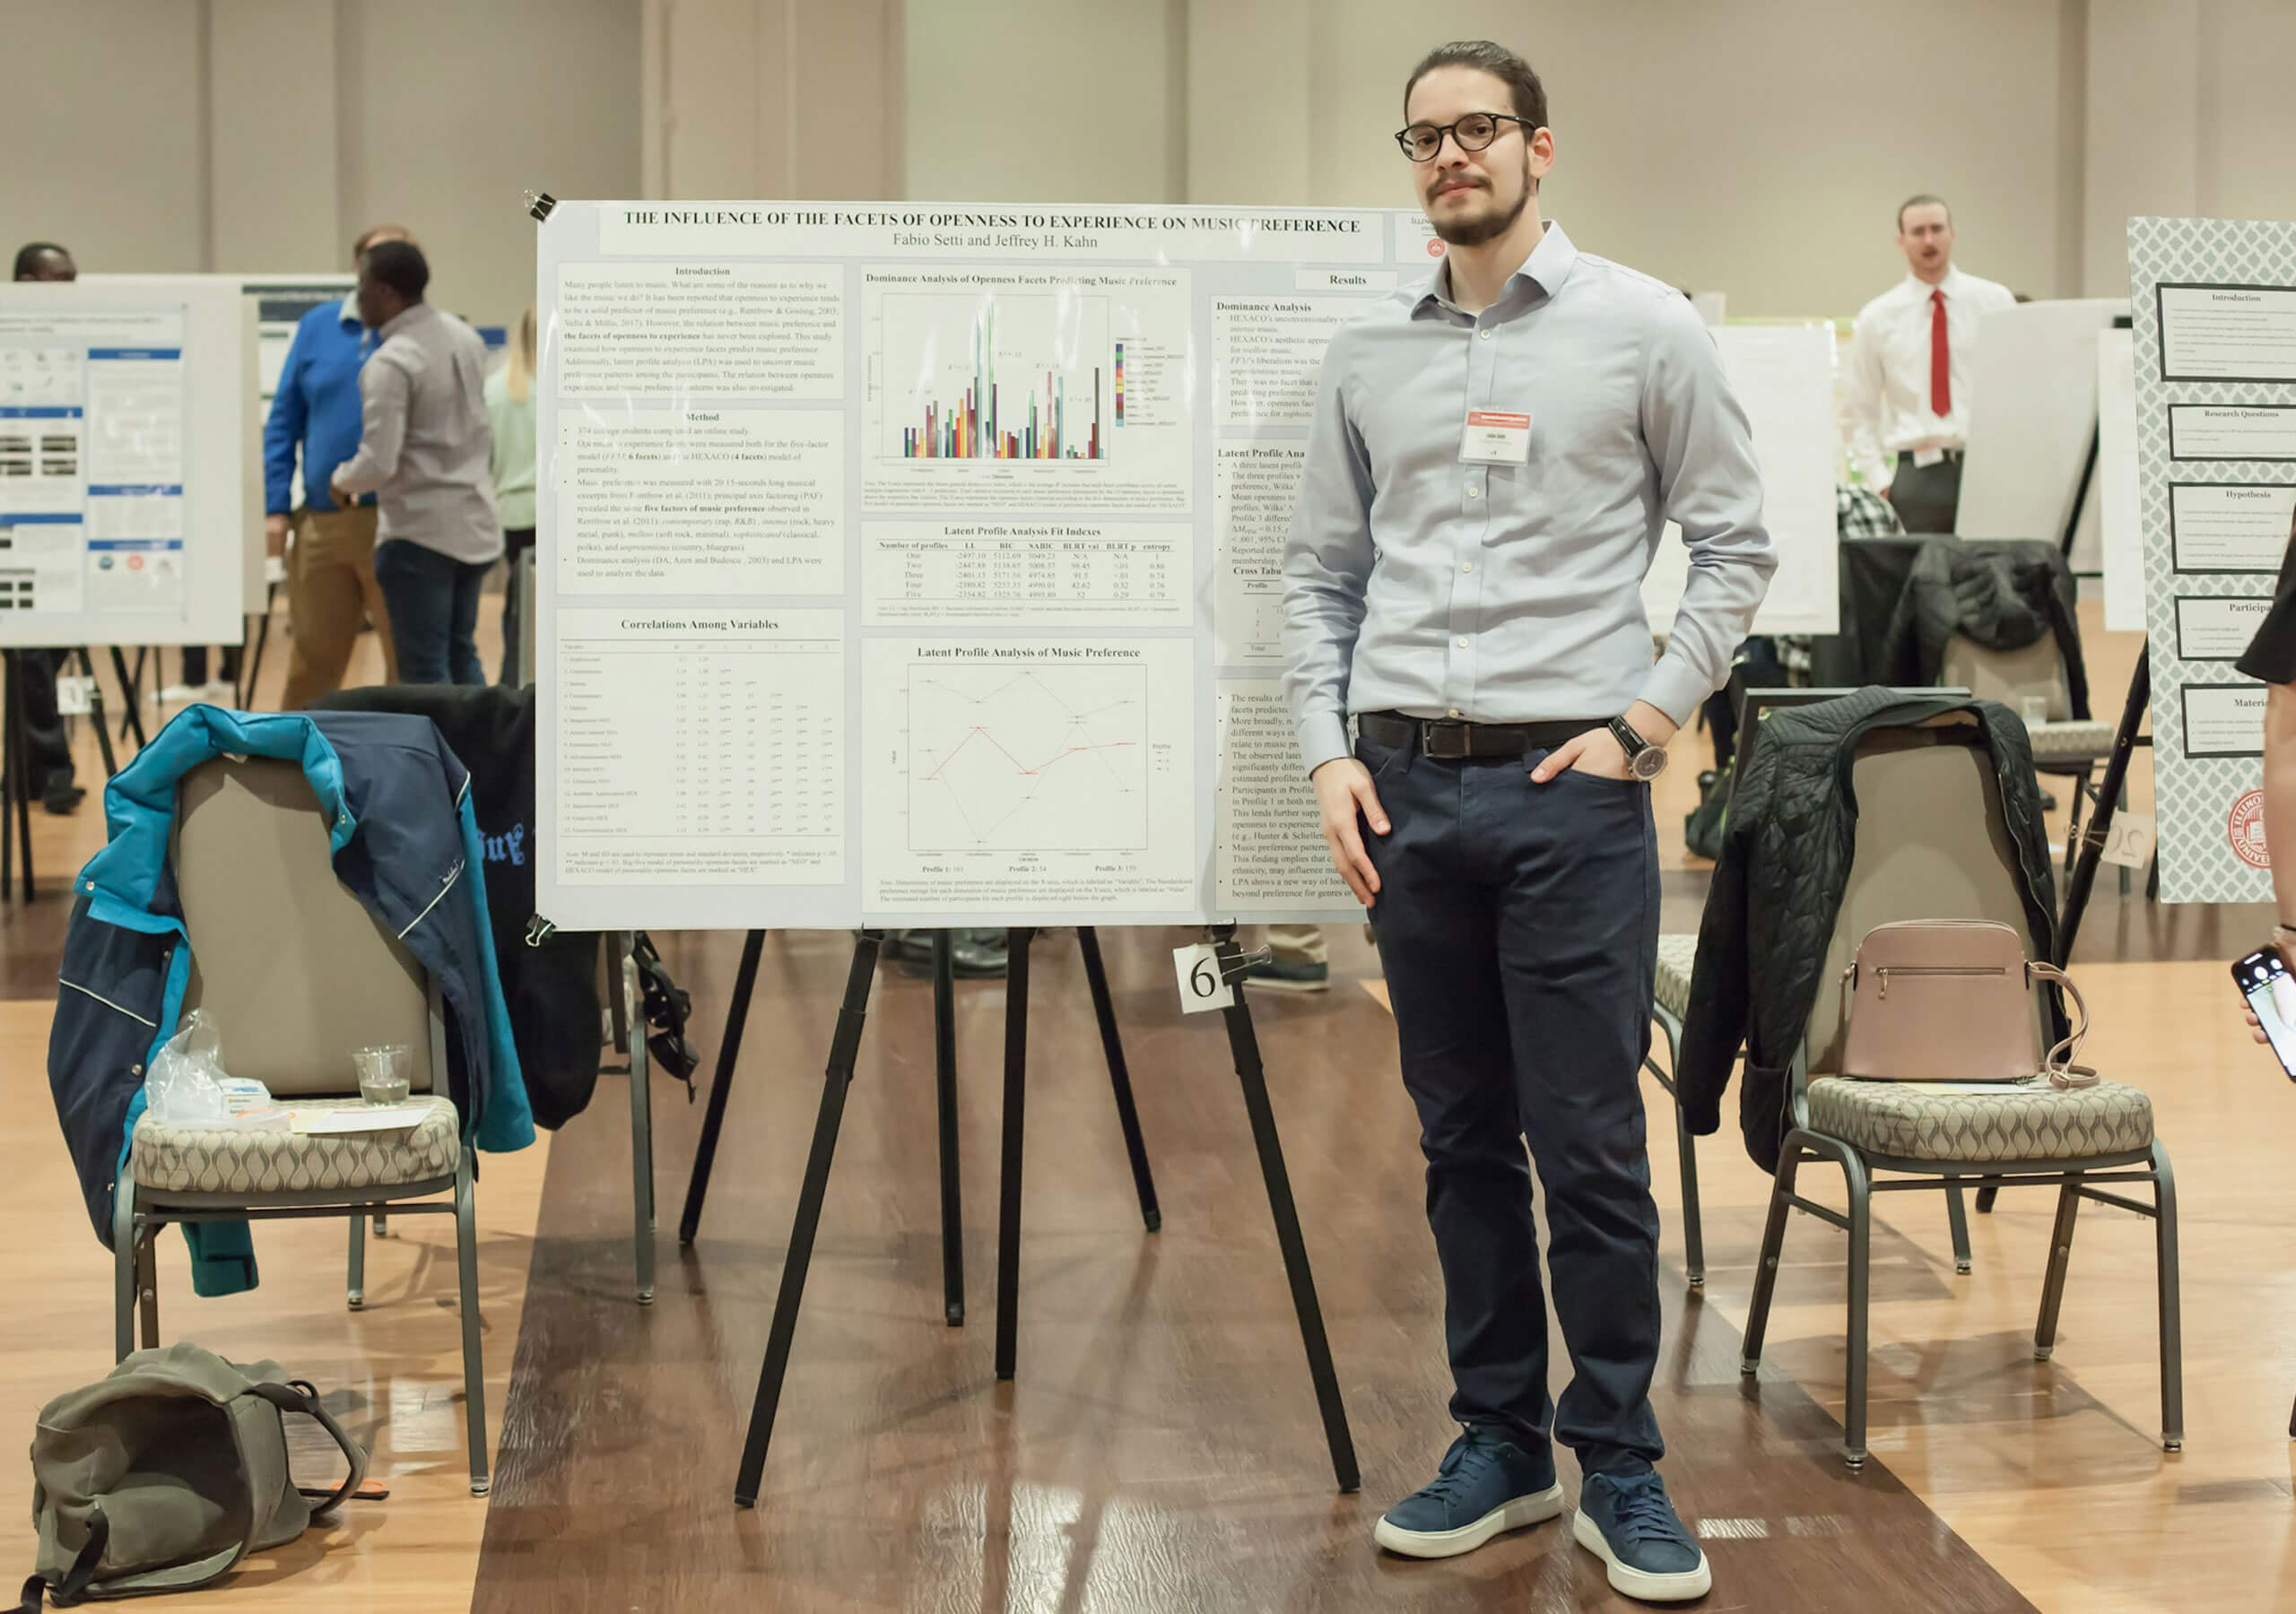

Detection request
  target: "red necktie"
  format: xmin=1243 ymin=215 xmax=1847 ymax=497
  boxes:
xmin=1929 ymin=287 xmax=1951 ymax=418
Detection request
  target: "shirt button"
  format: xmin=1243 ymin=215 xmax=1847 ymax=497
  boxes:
xmin=1478 ymin=329 xmax=1492 ymax=342
xmin=1455 ymin=636 xmax=1469 ymax=648
xmin=1465 ymin=485 xmax=1480 ymax=499
xmin=1448 ymin=708 xmax=1463 ymax=718
xmin=1461 ymin=561 xmax=1474 ymax=573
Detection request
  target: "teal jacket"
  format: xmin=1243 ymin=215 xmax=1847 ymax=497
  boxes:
xmin=48 ymin=707 xmax=534 ymax=1296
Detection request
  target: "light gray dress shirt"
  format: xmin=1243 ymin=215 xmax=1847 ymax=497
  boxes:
xmin=333 ymin=301 xmax=502 ymax=566
xmin=1283 ymin=221 xmax=1775 ymax=776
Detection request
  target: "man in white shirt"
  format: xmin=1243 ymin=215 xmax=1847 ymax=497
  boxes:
xmin=1845 ymin=195 xmax=2015 ymax=534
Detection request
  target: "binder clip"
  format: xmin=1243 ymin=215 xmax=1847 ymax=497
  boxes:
xmin=525 ymin=190 xmax=557 ymax=223
xmin=1222 ymin=945 xmax=1274 ymax=984
xmin=525 ymin=914 xmax=559 ymax=948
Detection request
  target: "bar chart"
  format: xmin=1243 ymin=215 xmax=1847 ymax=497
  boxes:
xmin=884 ymin=291 xmax=1114 ymax=460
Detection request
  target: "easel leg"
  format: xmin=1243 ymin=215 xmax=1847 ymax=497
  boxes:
xmin=109 ymin=647 xmax=149 ymax=750
xmin=4 ymin=652 xmax=33 ymax=903
xmin=734 ymin=931 xmax=883 ymax=1508
xmin=934 ymin=930 xmax=965 ymax=1326
xmin=678 ymin=928 xmax=764 ymax=1245
xmin=1 ymin=654 xmax=16 ymax=901
xmin=1208 ymin=924 xmax=1359 ymax=1492
xmin=995 ymin=927 xmax=1034 ymax=1381
xmin=74 ymin=649 xmax=118 ymax=778
xmin=1078 ymin=927 xmax=1161 ymax=1231
xmin=239 ymin=584 xmax=276 ymax=708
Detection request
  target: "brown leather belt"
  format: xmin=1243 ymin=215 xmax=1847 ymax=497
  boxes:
xmin=1358 ymin=710 xmax=1605 ymax=761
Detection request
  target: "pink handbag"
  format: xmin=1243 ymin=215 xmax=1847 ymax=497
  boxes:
xmin=1839 ymin=920 xmax=2094 ymax=1088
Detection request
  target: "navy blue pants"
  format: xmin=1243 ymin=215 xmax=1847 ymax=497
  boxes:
xmin=374 ymin=539 xmax=489 ymax=687
xmin=1358 ymin=726 xmax=1665 ymax=1477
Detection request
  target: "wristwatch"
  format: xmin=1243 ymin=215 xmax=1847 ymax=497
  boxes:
xmin=1607 ymin=714 xmax=1669 ymax=781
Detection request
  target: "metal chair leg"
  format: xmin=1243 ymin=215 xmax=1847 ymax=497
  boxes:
xmin=455 ymin=1156 xmax=491 ymax=1496
xmin=2152 ymin=1141 xmax=2183 ymax=1452
xmin=1944 ymin=1176 xmax=1973 ymax=1274
xmin=1842 ymin=1149 xmax=1873 ymax=1469
xmin=347 ymin=1211 xmax=367 ymax=1310
xmin=625 ymin=948 xmax=656 ymax=1305
xmin=1674 ymin=1089 xmax=1705 ymax=1289
xmin=1741 ymin=1136 xmax=1803 ymax=1372
xmin=2032 ymin=1176 xmax=2082 ymax=1359
xmin=112 ymin=1176 xmax=138 ymax=1362
xmin=135 ymin=1228 xmax=160 ymax=1351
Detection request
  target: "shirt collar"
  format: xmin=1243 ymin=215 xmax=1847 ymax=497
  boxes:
xmin=336 ymin=297 xmax=362 ymax=329
xmin=1906 ymin=265 xmax=1968 ymax=299
xmin=377 ymin=301 xmax=426 ymax=343
xmin=1417 ymin=219 xmax=1578 ymax=312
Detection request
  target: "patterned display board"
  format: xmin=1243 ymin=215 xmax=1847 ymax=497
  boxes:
xmin=2130 ymin=217 xmax=2296 ymax=901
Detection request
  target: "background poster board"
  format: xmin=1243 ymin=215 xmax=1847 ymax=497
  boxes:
xmin=2099 ymin=328 xmax=2145 ymax=632
xmin=2130 ymin=217 xmax=2296 ymax=902
xmin=1639 ymin=322 xmax=1839 ymax=638
xmin=535 ymin=200 xmax=1835 ymax=932
xmin=1957 ymin=299 xmax=2127 ymax=570
xmin=0 ymin=277 xmax=252 ymax=647
xmin=94 ymin=273 xmax=354 ymax=612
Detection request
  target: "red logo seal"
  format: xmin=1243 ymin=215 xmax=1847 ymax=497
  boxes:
xmin=1425 ymin=237 xmax=1446 ymax=257
xmin=2230 ymin=789 xmax=2272 ymax=869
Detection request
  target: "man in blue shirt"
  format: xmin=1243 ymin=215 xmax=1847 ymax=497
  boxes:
xmin=1284 ymin=41 xmax=1773 ymax=1603
xmin=263 ymin=223 xmax=411 ymax=707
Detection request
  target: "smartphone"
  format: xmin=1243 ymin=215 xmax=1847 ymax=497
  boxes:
xmin=2233 ymin=948 xmax=2296 ymax=1081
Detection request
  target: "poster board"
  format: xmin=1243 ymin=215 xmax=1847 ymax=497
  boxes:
xmin=2098 ymin=328 xmax=2145 ymax=632
xmin=93 ymin=273 xmax=355 ymax=612
xmin=1640 ymin=322 xmax=1839 ymax=637
xmin=2130 ymin=217 xmax=2296 ymax=902
xmin=1956 ymin=299 xmax=2126 ymax=568
xmin=535 ymin=200 xmax=1826 ymax=931
xmin=0 ymin=277 xmax=253 ymax=646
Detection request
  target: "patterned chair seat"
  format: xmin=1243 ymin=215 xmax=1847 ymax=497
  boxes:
xmin=1654 ymin=933 xmax=1698 ymax=1020
xmin=2028 ymin=720 xmax=2118 ymax=760
xmin=1805 ymin=1076 xmax=2152 ymax=1163
xmin=132 ymin=1095 xmax=459 ymax=1196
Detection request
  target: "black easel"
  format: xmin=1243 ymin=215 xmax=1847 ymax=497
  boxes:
xmin=237 ymin=586 xmax=277 ymax=710
xmin=0 ymin=652 xmax=38 ymax=902
xmin=726 ymin=925 xmax=1356 ymax=1507
xmin=113 ymin=647 xmax=150 ymax=750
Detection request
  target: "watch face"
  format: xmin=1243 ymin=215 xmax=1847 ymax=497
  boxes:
xmin=1629 ymin=745 xmax=1668 ymax=781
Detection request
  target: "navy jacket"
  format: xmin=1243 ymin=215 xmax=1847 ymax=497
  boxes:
xmin=48 ymin=707 xmax=534 ymax=1295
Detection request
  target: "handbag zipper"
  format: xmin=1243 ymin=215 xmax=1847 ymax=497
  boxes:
xmin=1875 ymin=964 xmax=2006 ymax=1001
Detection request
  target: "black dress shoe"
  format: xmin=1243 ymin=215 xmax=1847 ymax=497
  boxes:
xmin=884 ymin=928 xmax=1008 ymax=978
xmin=41 ymin=785 xmax=85 ymax=816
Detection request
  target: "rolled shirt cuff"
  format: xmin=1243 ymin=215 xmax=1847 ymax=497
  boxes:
xmin=1296 ymin=708 xmax=1352 ymax=778
xmin=1635 ymin=655 xmax=1719 ymax=733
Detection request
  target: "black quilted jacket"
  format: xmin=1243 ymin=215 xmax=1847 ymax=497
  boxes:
xmin=1676 ymin=690 xmax=2062 ymax=1173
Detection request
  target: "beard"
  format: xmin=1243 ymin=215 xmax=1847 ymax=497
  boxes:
xmin=1429 ymin=154 xmax=1532 ymax=247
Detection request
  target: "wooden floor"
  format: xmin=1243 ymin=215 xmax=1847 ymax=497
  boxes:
xmin=3 ymin=599 xmax=2293 ymax=1611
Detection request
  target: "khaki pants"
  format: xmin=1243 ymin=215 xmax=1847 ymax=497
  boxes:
xmin=282 ymin=506 xmax=394 ymax=710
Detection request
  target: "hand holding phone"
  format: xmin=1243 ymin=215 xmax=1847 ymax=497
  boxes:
xmin=2232 ymin=946 xmax=2296 ymax=1080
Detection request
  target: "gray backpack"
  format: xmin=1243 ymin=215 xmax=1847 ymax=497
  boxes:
xmin=20 ymin=1344 xmax=367 ymax=1606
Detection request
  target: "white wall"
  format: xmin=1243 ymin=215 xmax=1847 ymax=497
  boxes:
xmin=1 ymin=0 xmax=640 ymax=327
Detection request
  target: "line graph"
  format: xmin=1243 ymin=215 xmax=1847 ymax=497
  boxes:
xmin=906 ymin=663 xmax=1145 ymax=851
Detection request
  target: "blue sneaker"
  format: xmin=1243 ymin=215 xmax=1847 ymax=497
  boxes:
xmin=1373 ymin=1427 xmax=1563 ymax=1558
xmin=1572 ymin=1471 xmax=1711 ymax=1602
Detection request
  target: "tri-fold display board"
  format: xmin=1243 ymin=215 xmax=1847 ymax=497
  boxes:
xmin=534 ymin=199 xmax=1840 ymax=931
xmin=0 ymin=277 xmax=254 ymax=647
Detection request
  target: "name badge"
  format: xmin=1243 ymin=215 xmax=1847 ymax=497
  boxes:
xmin=1461 ymin=409 xmax=1532 ymax=465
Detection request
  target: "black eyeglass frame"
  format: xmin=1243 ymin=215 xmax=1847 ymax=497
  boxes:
xmin=1393 ymin=112 xmax=1537 ymax=162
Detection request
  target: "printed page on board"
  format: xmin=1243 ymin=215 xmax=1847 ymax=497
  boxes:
xmin=2128 ymin=218 xmax=2296 ymax=902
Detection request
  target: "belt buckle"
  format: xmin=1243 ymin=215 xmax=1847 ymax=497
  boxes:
xmin=1422 ymin=719 xmax=1471 ymax=759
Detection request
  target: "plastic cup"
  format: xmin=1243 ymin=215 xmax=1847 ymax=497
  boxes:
xmin=352 ymin=1044 xmax=413 ymax=1106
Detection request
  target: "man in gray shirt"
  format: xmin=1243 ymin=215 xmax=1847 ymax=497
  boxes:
xmin=1283 ymin=39 xmax=1772 ymax=1604
xmin=333 ymin=239 xmax=500 ymax=685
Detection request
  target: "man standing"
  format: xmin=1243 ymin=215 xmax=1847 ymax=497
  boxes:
xmin=1284 ymin=40 xmax=1772 ymax=1603
xmin=12 ymin=241 xmax=83 ymax=813
xmin=331 ymin=239 xmax=499 ymax=685
xmin=262 ymin=224 xmax=413 ymax=707
xmin=1845 ymin=196 xmax=2015 ymax=534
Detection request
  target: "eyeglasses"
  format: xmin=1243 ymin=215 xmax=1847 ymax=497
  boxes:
xmin=1394 ymin=112 xmax=1534 ymax=163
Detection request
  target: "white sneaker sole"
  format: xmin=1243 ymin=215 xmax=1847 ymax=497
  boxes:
xmin=1571 ymin=1506 xmax=1712 ymax=1601
xmin=1373 ymin=1482 xmax=1563 ymax=1558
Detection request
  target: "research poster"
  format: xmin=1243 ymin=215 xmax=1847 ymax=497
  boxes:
xmin=2132 ymin=218 xmax=2296 ymax=901
xmin=535 ymin=201 xmax=1830 ymax=930
xmin=0 ymin=278 xmax=250 ymax=647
